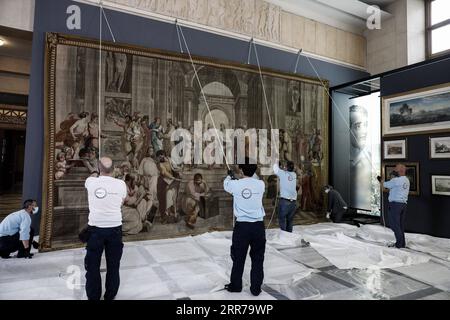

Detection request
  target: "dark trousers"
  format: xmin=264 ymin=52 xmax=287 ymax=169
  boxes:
xmin=229 ymin=221 xmax=266 ymax=292
xmin=84 ymin=226 xmax=123 ymax=300
xmin=278 ymin=199 xmax=297 ymax=232
xmin=388 ymin=202 xmax=407 ymax=248
xmin=331 ymin=209 xmax=346 ymax=223
xmin=0 ymin=228 xmax=34 ymax=258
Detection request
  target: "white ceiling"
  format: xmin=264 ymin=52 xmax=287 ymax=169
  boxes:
xmin=266 ymin=0 xmax=396 ymax=34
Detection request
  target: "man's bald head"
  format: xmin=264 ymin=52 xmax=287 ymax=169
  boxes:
xmin=395 ymin=164 xmax=406 ymax=176
xmin=99 ymin=157 xmax=114 ymax=175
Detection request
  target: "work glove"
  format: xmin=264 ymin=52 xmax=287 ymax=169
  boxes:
xmin=326 ymin=212 xmax=331 ymax=219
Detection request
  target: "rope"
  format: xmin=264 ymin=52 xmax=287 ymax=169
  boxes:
xmin=98 ymin=2 xmax=103 ymax=158
xmin=249 ymin=41 xmax=279 ymax=230
xmin=97 ymin=3 xmax=117 ymax=159
xmin=176 ymin=24 xmax=230 ymax=171
xmin=175 ymin=23 xmax=235 ymax=228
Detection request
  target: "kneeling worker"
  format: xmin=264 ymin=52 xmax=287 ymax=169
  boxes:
xmin=323 ymin=185 xmax=347 ymax=223
xmin=223 ymin=158 xmax=266 ymax=296
xmin=0 ymin=199 xmax=38 ymax=259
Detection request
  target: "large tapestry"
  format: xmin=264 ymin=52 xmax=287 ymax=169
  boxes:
xmin=41 ymin=33 xmax=329 ymax=250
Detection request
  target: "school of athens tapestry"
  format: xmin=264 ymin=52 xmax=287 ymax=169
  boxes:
xmin=41 ymin=33 xmax=329 ymax=250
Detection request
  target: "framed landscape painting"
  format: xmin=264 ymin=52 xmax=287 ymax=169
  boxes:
xmin=382 ymin=83 xmax=450 ymax=137
xmin=383 ymin=139 xmax=407 ymax=160
xmin=430 ymin=136 xmax=450 ymax=159
xmin=431 ymin=175 xmax=450 ymax=196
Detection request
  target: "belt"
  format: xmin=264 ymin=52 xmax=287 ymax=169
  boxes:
xmin=280 ymin=197 xmax=296 ymax=202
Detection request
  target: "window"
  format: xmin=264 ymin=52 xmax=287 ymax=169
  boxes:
xmin=426 ymin=0 xmax=450 ymax=58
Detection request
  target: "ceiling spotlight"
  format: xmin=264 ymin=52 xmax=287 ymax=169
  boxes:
xmin=0 ymin=39 xmax=5 ymax=46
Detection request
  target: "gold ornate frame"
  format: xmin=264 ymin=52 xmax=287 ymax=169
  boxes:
xmin=40 ymin=32 xmax=329 ymax=251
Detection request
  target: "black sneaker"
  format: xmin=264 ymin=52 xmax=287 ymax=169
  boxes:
xmin=224 ymin=284 xmax=242 ymax=293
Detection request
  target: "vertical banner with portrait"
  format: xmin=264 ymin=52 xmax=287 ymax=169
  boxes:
xmin=348 ymin=93 xmax=381 ymax=214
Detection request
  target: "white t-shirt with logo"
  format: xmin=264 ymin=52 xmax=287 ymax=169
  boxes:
xmin=85 ymin=176 xmax=127 ymax=228
xmin=223 ymin=176 xmax=265 ymax=222
xmin=273 ymin=164 xmax=297 ymax=200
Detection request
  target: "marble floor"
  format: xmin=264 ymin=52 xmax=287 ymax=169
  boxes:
xmin=0 ymin=223 xmax=449 ymax=300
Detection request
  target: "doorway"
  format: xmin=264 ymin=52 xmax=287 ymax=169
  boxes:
xmin=0 ymin=129 xmax=26 ymax=217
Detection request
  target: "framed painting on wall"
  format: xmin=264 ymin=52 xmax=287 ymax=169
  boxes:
xmin=431 ymin=175 xmax=450 ymax=196
xmin=429 ymin=136 xmax=450 ymax=159
xmin=383 ymin=139 xmax=407 ymax=160
xmin=382 ymin=83 xmax=450 ymax=137
xmin=41 ymin=32 xmax=330 ymax=251
xmin=382 ymin=162 xmax=420 ymax=196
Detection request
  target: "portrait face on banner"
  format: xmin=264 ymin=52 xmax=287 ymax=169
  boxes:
xmin=348 ymin=96 xmax=381 ymax=215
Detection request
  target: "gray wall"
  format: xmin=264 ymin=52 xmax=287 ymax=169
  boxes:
xmin=23 ymin=0 xmax=369 ymax=226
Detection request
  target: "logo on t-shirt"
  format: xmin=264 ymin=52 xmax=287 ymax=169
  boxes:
xmin=403 ymin=183 xmax=408 ymax=190
xmin=288 ymin=175 xmax=294 ymax=181
xmin=241 ymin=188 xmax=253 ymax=199
xmin=94 ymin=187 xmax=107 ymax=199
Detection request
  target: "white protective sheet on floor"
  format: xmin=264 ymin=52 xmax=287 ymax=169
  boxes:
xmin=356 ymin=224 xmax=450 ymax=261
xmin=298 ymin=232 xmax=430 ymax=270
xmin=293 ymin=222 xmax=359 ymax=238
xmin=266 ymin=229 xmax=304 ymax=249
xmin=192 ymin=232 xmax=314 ymax=287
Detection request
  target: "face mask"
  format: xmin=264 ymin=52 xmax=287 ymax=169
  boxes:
xmin=33 ymin=207 xmax=39 ymax=214
xmin=325 ymin=189 xmax=330 ymax=194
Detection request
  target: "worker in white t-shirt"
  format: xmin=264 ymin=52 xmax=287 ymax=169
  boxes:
xmin=84 ymin=157 xmax=127 ymax=301
xmin=223 ymin=158 xmax=266 ymax=296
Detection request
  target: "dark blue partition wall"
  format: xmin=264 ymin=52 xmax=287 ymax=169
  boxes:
xmin=380 ymin=56 xmax=450 ymax=238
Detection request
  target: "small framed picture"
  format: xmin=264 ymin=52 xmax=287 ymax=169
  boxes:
xmin=430 ymin=136 xmax=450 ymax=159
xmin=431 ymin=175 xmax=450 ymax=196
xmin=383 ymin=139 xmax=407 ymax=160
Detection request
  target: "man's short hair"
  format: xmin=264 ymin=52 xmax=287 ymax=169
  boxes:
xmin=286 ymin=161 xmax=295 ymax=172
xmin=98 ymin=157 xmax=114 ymax=174
xmin=194 ymin=173 xmax=203 ymax=180
xmin=23 ymin=199 xmax=36 ymax=209
xmin=239 ymin=157 xmax=257 ymax=177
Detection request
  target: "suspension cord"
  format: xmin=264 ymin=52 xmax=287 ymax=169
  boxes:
xmin=97 ymin=2 xmax=117 ymax=159
xmin=98 ymin=2 xmax=103 ymax=158
xmin=250 ymin=41 xmax=280 ymax=230
xmin=177 ymin=24 xmax=230 ymax=171
xmin=175 ymin=24 xmax=235 ymax=227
